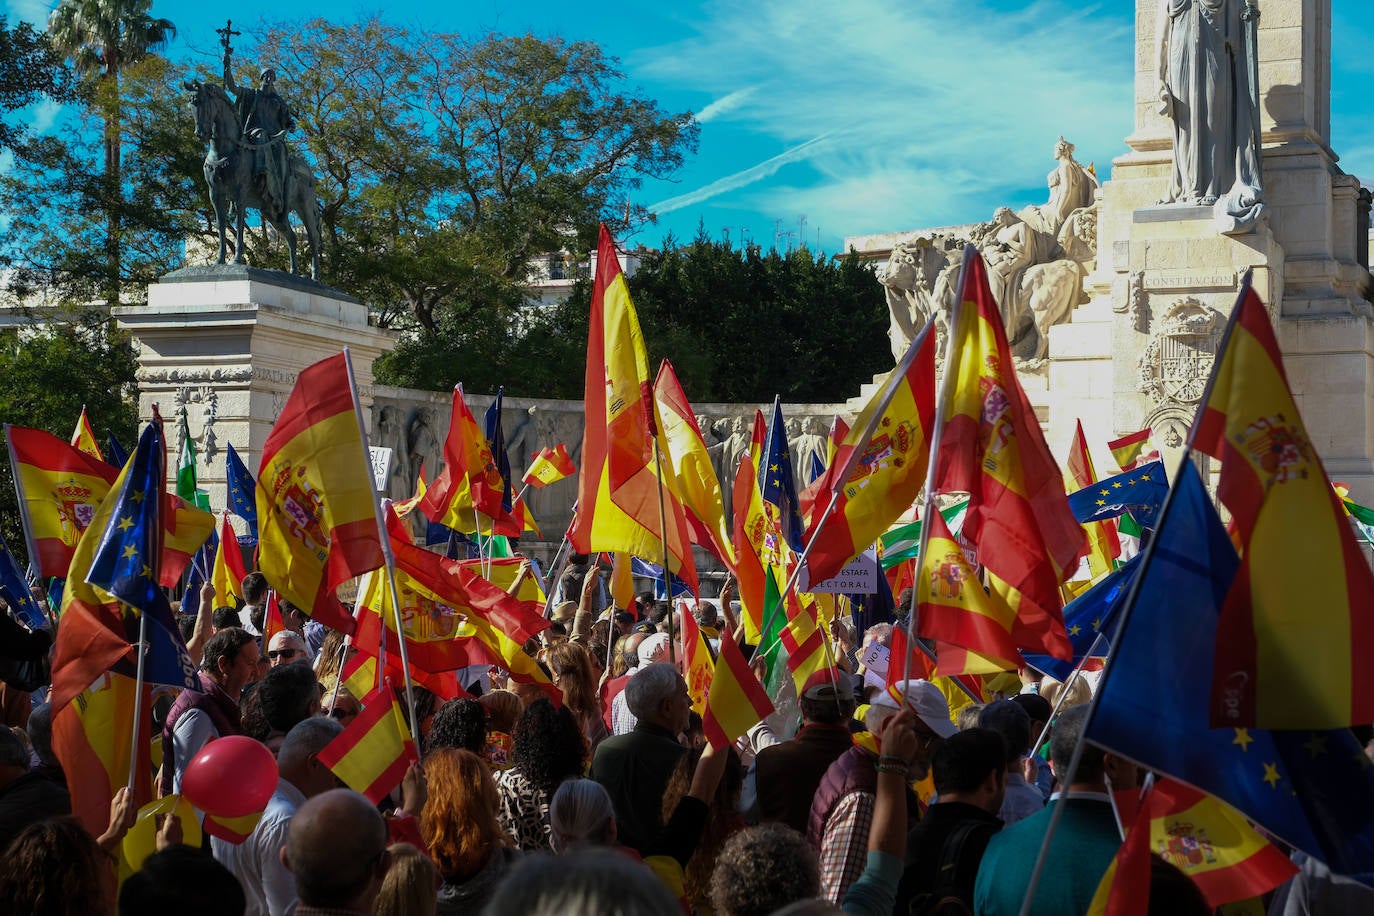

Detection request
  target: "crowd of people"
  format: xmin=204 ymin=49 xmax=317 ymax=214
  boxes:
xmin=0 ymin=555 xmax=1361 ymax=915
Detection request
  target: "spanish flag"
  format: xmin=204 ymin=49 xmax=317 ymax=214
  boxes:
xmin=210 ymin=513 xmax=247 ymax=613
xmin=5 ymin=425 xmax=117 ymax=577
xmin=1064 ymin=420 xmax=1121 ymax=580
xmin=679 ymin=602 xmax=714 ymax=715
xmin=521 ymin=444 xmax=576 ymax=488
xmin=731 ymin=456 xmax=771 ymax=643
xmin=420 ymin=385 xmax=518 ymax=536
xmin=256 ymin=353 xmax=384 ymax=620
xmin=159 ymin=494 xmax=216 ymax=588
xmin=316 ymin=685 xmax=418 ymax=804
xmin=802 ymin=319 xmax=936 ymax=585
xmin=568 ymin=224 xmax=696 ymax=592
xmin=654 ymin=360 xmax=735 ymax=567
xmin=1194 ymin=282 xmax=1374 ymax=729
xmin=71 ymin=407 xmax=103 ymax=461
xmin=780 ymin=592 xmax=833 ymax=698
xmin=702 ymin=633 xmax=774 ymax=750
xmin=916 ymin=509 xmax=1021 ymax=675
xmin=392 ymin=465 xmax=427 ymax=518
xmin=1106 ymin=427 xmax=1157 ymax=473
xmin=935 ymin=249 xmax=1084 ymax=661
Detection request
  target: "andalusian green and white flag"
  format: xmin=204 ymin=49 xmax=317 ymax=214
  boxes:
xmin=176 ymin=407 xmax=211 ymax=511
xmin=878 ymin=498 xmax=970 ymax=568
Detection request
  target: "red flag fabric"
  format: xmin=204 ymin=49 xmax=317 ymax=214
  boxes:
xmin=935 ymin=250 xmax=1084 ymax=660
xmin=317 ymin=686 xmax=418 ymax=804
xmin=702 ymin=635 xmax=774 ymax=750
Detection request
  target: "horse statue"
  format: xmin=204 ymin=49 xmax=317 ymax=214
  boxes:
xmin=185 ymin=79 xmax=323 ymax=280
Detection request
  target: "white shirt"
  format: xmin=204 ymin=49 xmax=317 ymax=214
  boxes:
xmin=212 ymin=777 xmax=305 ymax=916
xmin=239 ymin=604 xmax=262 ymax=636
xmin=171 ymin=709 xmax=218 ymax=794
xmin=611 ymin=667 xmax=640 ymax=735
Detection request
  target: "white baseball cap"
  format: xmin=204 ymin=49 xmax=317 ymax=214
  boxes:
xmin=870 ymin=678 xmax=958 ymax=738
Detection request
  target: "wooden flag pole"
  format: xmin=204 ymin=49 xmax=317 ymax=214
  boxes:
xmin=343 ymin=349 xmax=420 ymax=754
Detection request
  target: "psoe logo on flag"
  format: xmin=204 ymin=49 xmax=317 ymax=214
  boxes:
xmin=1234 ymin=414 xmax=1311 ymax=486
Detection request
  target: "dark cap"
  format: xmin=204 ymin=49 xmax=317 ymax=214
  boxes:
xmin=1010 ymin=693 xmax=1052 ymax=725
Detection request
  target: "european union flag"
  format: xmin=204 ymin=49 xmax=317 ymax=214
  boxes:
xmin=1087 ymin=460 xmax=1374 ymax=878
xmin=630 ymin=557 xmax=692 ymax=599
xmin=225 ymin=443 xmax=258 ymax=539
xmin=1022 ymin=553 xmax=1140 ymax=683
xmin=759 ymin=396 xmax=804 ymax=552
xmin=86 ymin=420 xmax=197 ymax=691
xmin=484 ymin=388 xmax=514 ymax=514
xmin=808 ymin=450 xmax=826 ymax=486
xmin=181 ymin=528 xmax=219 ymax=619
xmin=1067 ymin=460 xmax=1169 ymax=527
xmin=0 ymin=535 xmax=46 ymax=629
xmin=87 ymin=421 xmax=166 ymax=611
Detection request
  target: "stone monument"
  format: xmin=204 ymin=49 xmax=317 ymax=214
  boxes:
xmin=1056 ymin=0 xmax=1371 ymax=490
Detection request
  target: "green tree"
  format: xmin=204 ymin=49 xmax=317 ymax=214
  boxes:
xmin=0 ymin=55 xmax=210 ymax=305
xmin=0 ymin=317 xmax=140 ymax=560
xmin=0 ymin=16 xmax=74 ymax=152
xmin=376 ymin=233 xmax=892 ymax=404
xmin=47 ymin=0 xmax=175 ymax=304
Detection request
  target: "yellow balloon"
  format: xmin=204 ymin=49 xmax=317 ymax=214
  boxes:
xmin=122 ymin=794 xmax=202 ymax=871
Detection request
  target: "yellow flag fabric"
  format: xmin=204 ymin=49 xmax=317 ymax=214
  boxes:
xmin=654 ymin=360 xmax=735 ymax=566
xmin=256 ymin=354 xmax=384 ymax=616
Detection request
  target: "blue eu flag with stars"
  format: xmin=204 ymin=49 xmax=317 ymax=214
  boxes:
xmin=759 ymin=397 xmax=804 ymax=553
xmin=1067 ymin=460 xmax=1169 ymax=527
xmin=225 ymin=443 xmax=258 ymax=539
xmin=1087 ymin=460 xmax=1374 ymax=878
xmin=86 ymin=419 xmax=197 ymax=691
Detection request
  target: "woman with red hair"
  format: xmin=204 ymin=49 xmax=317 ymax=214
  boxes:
xmin=421 ymin=749 xmax=520 ymax=915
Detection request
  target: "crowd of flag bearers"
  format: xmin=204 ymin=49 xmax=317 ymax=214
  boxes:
xmin=0 ymin=224 xmax=1372 ymax=915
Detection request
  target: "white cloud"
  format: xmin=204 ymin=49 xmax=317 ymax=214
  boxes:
xmin=649 ymin=132 xmax=837 ymax=214
xmin=28 ymin=99 xmax=61 ymax=134
xmin=695 ymin=86 xmax=758 ymax=123
xmin=5 ymin=0 xmax=52 ymax=26
xmin=631 ymin=0 xmax=1135 ymax=242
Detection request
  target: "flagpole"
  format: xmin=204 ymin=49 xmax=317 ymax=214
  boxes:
xmin=1027 ymin=631 xmax=1108 ymax=760
xmin=342 ymin=349 xmax=421 ymax=754
xmin=1015 ymin=272 xmax=1253 ymax=916
xmin=901 ymin=245 xmax=975 ymax=691
xmin=126 ymin=611 xmax=148 ymax=791
xmin=327 ymin=583 xmax=367 ymax=717
xmin=651 ymin=438 xmax=677 ymax=665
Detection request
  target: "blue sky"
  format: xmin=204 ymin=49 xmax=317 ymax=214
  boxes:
xmin=10 ymin=0 xmax=1374 ymax=255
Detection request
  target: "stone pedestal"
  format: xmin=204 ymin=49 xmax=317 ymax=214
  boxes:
xmin=112 ymin=265 xmax=396 ymax=517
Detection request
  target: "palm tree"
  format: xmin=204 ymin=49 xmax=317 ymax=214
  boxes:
xmin=48 ymin=0 xmax=175 ymax=304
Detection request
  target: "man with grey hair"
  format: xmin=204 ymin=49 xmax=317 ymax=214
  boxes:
xmin=590 ymin=661 xmax=690 ymax=853
xmin=213 ymin=716 xmax=344 ymax=916
xmin=610 ymin=631 xmax=670 ymax=735
xmin=281 ymin=789 xmax=390 ymax=915
xmin=266 ymin=630 xmax=309 ymax=668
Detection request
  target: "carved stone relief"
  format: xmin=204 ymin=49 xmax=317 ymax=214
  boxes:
xmin=1137 ymin=297 xmax=1225 ymax=409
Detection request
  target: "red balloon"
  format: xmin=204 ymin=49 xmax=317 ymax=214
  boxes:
xmin=181 ymin=736 xmax=278 ymax=818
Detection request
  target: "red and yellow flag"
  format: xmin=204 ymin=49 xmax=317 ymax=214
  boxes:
xmin=160 ymin=494 xmax=216 ymax=588
xmin=654 ymin=360 xmax=735 ymax=567
xmin=1065 ymin=420 xmax=1121 ymax=580
xmin=916 ymin=510 xmax=1021 ymax=675
xmin=702 ymin=633 xmax=774 ymax=750
xmin=420 ymin=386 xmax=517 ymax=536
xmin=71 ymin=407 xmax=103 ymax=461
xmin=802 ymin=321 xmax=937 ymax=585
xmin=935 ymin=251 xmax=1084 ymax=661
xmin=210 ymin=513 xmax=247 ymax=612
xmin=521 ymin=444 xmax=576 ymax=488
xmin=1194 ymin=284 xmax=1374 ymax=728
xmin=748 ymin=409 xmax=767 ymax=472
xmin=780 ymin=592 xmax=832 ymax=698
xmin=393 ymin=466 xmax=428 ymax=518
xmin=317 ymin=686 xmax=419 ymax=804
xmin=732 ymin=456 xmax=770 ymax=643
xmin=568 ymin=224 xmax=696 ymax=591
xmin=6 ymin=425 xmax=117 ymax=577
xmin=679 ymin=601 xmax=714 ymax=715
xmin=256 ymin=353 xmax=385 ymax=619
xmin=1106 ymin=428 xmax=1158 ymax=473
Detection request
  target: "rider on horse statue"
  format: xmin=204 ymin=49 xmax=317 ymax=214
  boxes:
xmin=223 ymin=46 xmax=295 ymax=216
